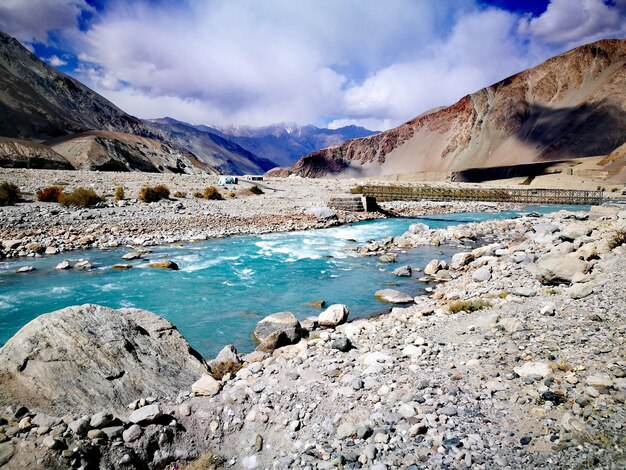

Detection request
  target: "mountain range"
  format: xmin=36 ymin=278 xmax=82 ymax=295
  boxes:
xmin=276 ymin=39 xmax=626 ymax=184
xmin=0 ymin=30 xmax=371 ymax=175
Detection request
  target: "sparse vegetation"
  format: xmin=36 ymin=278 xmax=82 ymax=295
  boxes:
xmin=203 ymin=186 xmax=223 ymax=200
xmin=114 ymin=186 xmax=125 ymax=201
xmin=551 ymin=358 xmax=572 ymax=372
xmin=447 ymin=298 xmax=491 ymax=314
xmin=545 ymin=288 xmax=560 ymax=296
xmin=499 ymin=292 xmax=508 ymax=299
xmin=349 ymin=185 xmax=364 ymax=194
xmin=210 ymin=360 xmax=243 ymax=380
xmin=173 ymin=191 xmax=187 ymax=198
xmin=0 ymin=182 xmax=20 ymax=206
xmin=608 ymin=229 xmax=626 ymax=250
xmin=183 ymin=452 xmax=221 ymax=470
xmin=248 ymin=185 xmax=264 ymax=195
xmin=36 ymin=185 xmax=64 ymax=202
xmin=139 ymin=184 xmax=170 ymax=202
xmin=59 ymin=187 xmax=104 ymax=208
xmin=193 ymin=191 xmax=204 ymax=198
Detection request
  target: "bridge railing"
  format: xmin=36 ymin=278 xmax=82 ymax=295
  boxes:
xmin=360 ymin=185 xmax=603 ymax=205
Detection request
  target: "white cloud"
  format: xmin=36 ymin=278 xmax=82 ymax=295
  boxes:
xmin=519 ymin=0 xmax=626 ymax=47
xmin=0 ymin=0 xmax=90 ymax=43
xmin=72 ymin=0 xmax=465 ymax=128
xmin=2 ymin=0 xmax=624 ymax=131
xmin=47 ymin=55 xmax=67 ymax=67
xmin=339 ymin=8 xmax=533 ymax=126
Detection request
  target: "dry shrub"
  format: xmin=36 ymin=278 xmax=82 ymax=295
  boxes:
xmin=248 ymin=185 xmax=263 ymax=195
xmin=114 ymin=186 xmax=125 ymax=201
xmin=608 ymin=229 xmax=626 ymax=250
xmin=193 ymin=191 xmax=204 ymax=198
xmin=210 ymin=360 xmax=242 ymax=380
xmin=183 ymin=452 xmax=220 ymax=470
xmin=448 ymin=298 xmax=491 ymax=314
xmin=0 ymin=182 xmax=20 ymax=206
xmin=139 ymin=184 xmax=170 ymax=202
xmin=36 ymin=185 xmax=64 ymax=202
xmin=203 ymin=186 xmax=223 ymax=200
xmin=59 ymin=187 xmax=104 ymax=208
xmin=173 ymin=191 xmax=187 ymax=198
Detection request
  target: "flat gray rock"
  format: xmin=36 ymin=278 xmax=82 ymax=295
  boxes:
xmin=0 ymin=304 xmax=208 ymax=415
xmin=375 ymin=289 xmax=414 ymax=304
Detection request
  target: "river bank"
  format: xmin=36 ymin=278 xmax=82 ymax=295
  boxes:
xmin=0 ymin=169 xmax=511 ymax=259
xmin=0 ymin=204 xmax=624 ymax=469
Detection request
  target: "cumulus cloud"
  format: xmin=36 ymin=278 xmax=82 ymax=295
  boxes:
xmin=519 ymin=0 xmax=626 ymax=48
xmin=0 ymin=0 xmax=89 ymax=44
xmin=1 ymin=0 xmax=624 ymax=130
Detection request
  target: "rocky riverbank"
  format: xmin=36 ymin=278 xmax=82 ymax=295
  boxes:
xmin=0 ymin=204 xmax=624 ymax=469
xmin=0 ymin=169 xmax=509 ymax=259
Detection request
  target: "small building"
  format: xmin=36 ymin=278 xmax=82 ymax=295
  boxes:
xmin=243 ymin=175 xmax=264 ymax=182
xmin=219 ymin=176 xmax=238 ymax=185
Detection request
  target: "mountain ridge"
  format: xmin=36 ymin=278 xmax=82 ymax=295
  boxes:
xmin=276 ymin=39 xmax=626 ymax=180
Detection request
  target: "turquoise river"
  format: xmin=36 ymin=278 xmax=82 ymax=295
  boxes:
xmin=0 ymin=206 xmax=582 ymax=357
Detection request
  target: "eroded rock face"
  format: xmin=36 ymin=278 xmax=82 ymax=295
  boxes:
xmin=0 ymin=304 xmax=208 ymax=415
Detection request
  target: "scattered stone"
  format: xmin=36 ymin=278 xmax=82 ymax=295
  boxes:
xmin=253 ymin=312 xmax=302 ymax=341
xmin=514 ymin=362 xmax=551 ymax=379
xmin=472 ymin=266 xmax=492 ymax=282
xmin=191 ymin=374 xmax=221 ymax=397
xmin=129 ymin=404 xmax=162 ymax=424
xmin=331 ymin=337 xmax=352 ymax=352
xmin=122 ymin=424 xmax=142 ymax=443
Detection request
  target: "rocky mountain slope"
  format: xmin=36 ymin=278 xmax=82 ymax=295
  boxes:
xmin=0 ymin=137 xmax=73 ymax=170
xmin=279 ymin=39 xmax=626 ymax=179
xmin=46 ymin=131 xmax=212 ymax=174
xmin=206 ymin=122 xmax=376 ymax=167
xmin=148 ymin=119 xmax=276 ymax=175
xmin=0 ymin=31 xmax=262 ymax=174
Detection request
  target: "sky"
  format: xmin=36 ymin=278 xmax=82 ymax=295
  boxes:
xmin=0 ymin=0 xmax=625 ymax=131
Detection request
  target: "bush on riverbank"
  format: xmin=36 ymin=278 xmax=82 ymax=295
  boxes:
xmin=608 ymin=229 xmax=626 ymax=250
xmin=114 ymin=186 xmax=125 ymax=201
xmin=59 ymin=187 xmax=105 ymax=208
xmin=139 ymin=184 xmax=170 ymax=202
xmin=36 ymin=185 xmax=63 ymax=202
xmin=448 ymin=298 xmax=491 ymax=313
xmin=249 ymin=185 xmax=264 ymax=195
xmin=0 ymin=182 xmax=20 ymax=206
xmin=203 ymin=186 xmax=223 ymax=200
xmin=210 ymin=360 xmax=242 ymax=380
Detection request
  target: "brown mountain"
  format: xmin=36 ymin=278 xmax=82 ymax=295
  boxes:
xmin=0 ymin=31 xmax=261 ymax=174
xmin=277 ymin=39 xmax=626 ymax=182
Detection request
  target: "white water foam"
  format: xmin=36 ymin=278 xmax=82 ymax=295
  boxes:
xmin=180 ymin=255 xmax=242 ymax=273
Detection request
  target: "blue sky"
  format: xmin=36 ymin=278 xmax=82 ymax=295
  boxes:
xmin=1 ymin=0 xmax=624 ymax=130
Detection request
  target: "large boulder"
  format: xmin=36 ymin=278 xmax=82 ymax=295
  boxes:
xmin=535 ymin=252 xmax=590 ymax=285
xmin=0 ymin=304 xmax=208 ymax=415
xmin=318 ymin=304 xmax=349 ymax=328
xmin=253 ymin=312 xmax=302 ymax=342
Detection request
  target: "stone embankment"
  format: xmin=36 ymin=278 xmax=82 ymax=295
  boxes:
xmin=0 ymin=205 xmax=624 ymax=469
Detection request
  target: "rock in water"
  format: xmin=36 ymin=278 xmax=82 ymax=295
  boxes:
xmin=0 ymin=304 xmax=208 ymax=415
xmin=148 ymin=260 xmax=179 ymax=270
xmin=375 ymin=289 xmax=414 ymax=304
